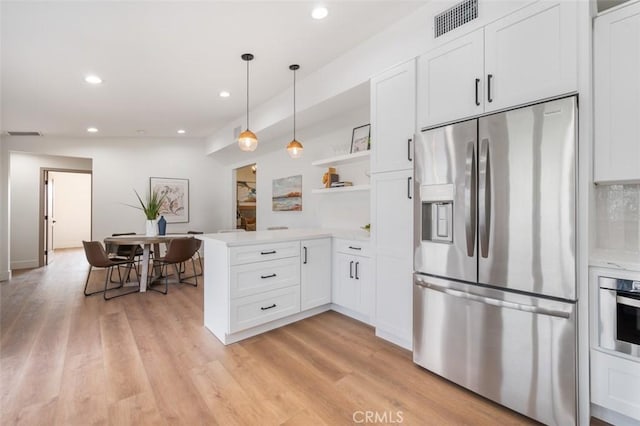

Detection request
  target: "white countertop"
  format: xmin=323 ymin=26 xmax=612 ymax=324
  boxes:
xmin=197 ymin=228 xmax=370 ymax=247
xmin=590 ymin=249 xmax=640 ymax=273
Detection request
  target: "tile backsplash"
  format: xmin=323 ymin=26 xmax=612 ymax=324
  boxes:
xmin=595 ymin=184 xmax=640 ymax=252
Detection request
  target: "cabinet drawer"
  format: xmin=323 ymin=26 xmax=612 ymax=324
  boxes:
xmin=230 ymin=257 xmax=300 ymax=299
xmin=591 ymin=349 xmax=640 ymax=420
xmin=229 ymin=286 xmax=301 ymax=333
xmin=334 ymin=239 xmax=370 ymax=257
xmin=230 ymin=241 xmax=300 ymax=265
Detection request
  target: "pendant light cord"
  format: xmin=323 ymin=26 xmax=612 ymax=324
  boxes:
xmin=246 ymin=59 xmax=250 ymax=130
xmin=293 ymin=68 xmax=296 ymax=140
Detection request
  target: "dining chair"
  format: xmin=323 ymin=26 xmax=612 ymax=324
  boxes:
xmin=82 ymin=241 xmax=140 ymax=300
xmin=148 ymin=237 xmax=199 ymax=295
xmin=105 ymin=232 xmax=147 ymax=282
xmin=185 ymin=231 xmax=204 ymax=277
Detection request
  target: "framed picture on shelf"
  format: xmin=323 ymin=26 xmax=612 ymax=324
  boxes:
xmin=150 ymin=177 xmax=189 ymax=223
xmin=350 ymin=124 xmax=371 ymax=153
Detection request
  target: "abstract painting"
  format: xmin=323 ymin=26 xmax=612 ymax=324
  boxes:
xmin=272 ymin=175 xmax=302 ymax=211
xmin=150 ymin=177 xmax=189 ymax=223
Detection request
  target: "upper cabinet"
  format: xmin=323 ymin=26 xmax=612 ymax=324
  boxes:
xmin=484 ymin=1 xmax=577 ymax=112
xmin=418 ymin=29 xmax=484 ymax=128
xmin=594 ymin=1 xmax=640 ymax=183
xmin=418 ymin=0 xmax=578 ymax=128
xmin=370 ymin=60 xmax=416 ymax=173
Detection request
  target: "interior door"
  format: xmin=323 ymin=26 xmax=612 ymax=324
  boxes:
xmin=44 ymin=172 xmax=55 ymax=265
xmin=477 ymin=96 xmax=577 ymax=300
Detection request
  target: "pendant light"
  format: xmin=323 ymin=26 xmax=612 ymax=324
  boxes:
xmin=286 ymin=64 xmax=303 ymax=159
xmin=238 ymin=53 xmax=258 ymax=152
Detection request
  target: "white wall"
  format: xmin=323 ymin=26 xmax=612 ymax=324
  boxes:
xmin=9 ymin=153 xmax=92 ymax=269
xmin=0 ymin=138 xmax=9 ymax=281
xmin=50 ymin=171 xmax=92 ymax=249
xmin=228 ymin=106 xmax=371 ymax=231
xmin=2 ymin=137 xmax=227 ymax=271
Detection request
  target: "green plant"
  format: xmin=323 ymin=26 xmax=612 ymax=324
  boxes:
xmin=131 ymin=189 xmax=166 ymax=220
xmin=361 ymin=223 xmax=370 ymax=232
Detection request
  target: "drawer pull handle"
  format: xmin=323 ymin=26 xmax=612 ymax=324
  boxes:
xmin=261 ymin=250 xmax=276 ymax=255
xmin=260 ymin=273 xmax=277 ymax=279
xmin=355 ymin=261 xmax=359 ymax=280
xmin=348 ymin=246 xmax=361 ymax=251
xmin=260 ymin=304 xmax=277 ymax=311
xmin=350 ymin=261 xmax=354 ymax=279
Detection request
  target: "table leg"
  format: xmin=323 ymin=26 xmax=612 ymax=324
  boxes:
xmin=140 ymin=244 xmax=151 ymax=292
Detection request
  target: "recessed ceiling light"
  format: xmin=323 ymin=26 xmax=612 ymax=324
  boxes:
xmin=219 ymin=91 xmax=231 ymax=98
xmin=87 ymin=127 xmax=98 ymax=133
xmin=311 ymin=6 xmax=328 ymax=20
xmin=84 ymin=75 xmax=103 ymax=85
xmin=177 ymin=129 xmax=186 ymax=134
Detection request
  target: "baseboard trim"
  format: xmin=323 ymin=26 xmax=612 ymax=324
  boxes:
xmin=209 ymin=304 xmax=332 ymax=345
xmin=10 ymin=260 xmax=38 ymax=270
xmin=591 ymin=403 xmax=639 ymax=426
xmin=0 ymin=270 xmax=11 ymax=282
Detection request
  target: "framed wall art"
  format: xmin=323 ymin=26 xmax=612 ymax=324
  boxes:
xmin=350 ymin=123 xmax=371 ymax=153
xmin=272 ymin=175 xmax=302 ymax=211
xmin=150 ymin=177 xmax=189 ymax=223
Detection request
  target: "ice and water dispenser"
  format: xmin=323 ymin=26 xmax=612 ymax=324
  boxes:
xmin=421 ymin=184 xmax=454 ymax=244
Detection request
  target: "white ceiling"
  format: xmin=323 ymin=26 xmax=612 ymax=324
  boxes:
xmin=1 ymin=1 xmax=426 ymax=139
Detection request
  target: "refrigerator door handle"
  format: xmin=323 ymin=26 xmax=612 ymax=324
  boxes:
xmin=414 ymin=278 xmax=571 ymax=319
xmin=479 ymin=138 xmax=491 ymax=258
xmin=464 ymin=141 xmax=476 ymax=257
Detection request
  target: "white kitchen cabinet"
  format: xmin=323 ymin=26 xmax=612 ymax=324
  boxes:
xmin=484 ymin=0 xmax=577 ymax=113
xmin=418 ymin=1 xmax=577 ymax=128
xmin=370 ymin=60 xmax=416 ymax=173
xmin=418 ymin=28 xmax=484 ymax=128
xmin=594 ymin=0 xmax=640 ymax=183
xmin=300 ymin=238 xmax=331 ymax=310
xmin=332 ymin=240 xmax=374 ymax=324
xmin=371 ymin=170 xmax=413 ymax=350
xmin=591 ymin=349 xmax=640 ymax=421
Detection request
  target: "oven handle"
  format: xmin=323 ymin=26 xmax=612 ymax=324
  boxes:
xmin=618 ymin=295 xmax=640 ymax=309
xmin=415 ymin=278 xmax=571 ymax=319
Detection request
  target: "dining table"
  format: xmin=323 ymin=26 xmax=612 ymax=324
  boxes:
xmin=103 ymin=234 xmax=191 ymax=292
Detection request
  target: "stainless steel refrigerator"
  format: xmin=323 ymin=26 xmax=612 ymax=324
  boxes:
xmin=413 ymin=96 xmax=577 ymax=425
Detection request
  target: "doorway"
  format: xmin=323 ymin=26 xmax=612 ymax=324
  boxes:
xmin=40 ymin=169 xmax=92 ymax=265
xmin=235 ymin=164 xmax=256 ymax=231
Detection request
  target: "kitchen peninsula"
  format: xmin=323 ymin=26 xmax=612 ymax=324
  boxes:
xmin=197 ymin=229 xmax=371 ymax=345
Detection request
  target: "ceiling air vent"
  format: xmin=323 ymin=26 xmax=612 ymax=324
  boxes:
xmin=7 ymin=131 xmax=42 ymax=136
xmin=434 ymin=0 xmax=478 ymax=38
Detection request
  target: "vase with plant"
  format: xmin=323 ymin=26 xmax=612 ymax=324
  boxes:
xmin=130 ymin=190 xmax=166 ymax=236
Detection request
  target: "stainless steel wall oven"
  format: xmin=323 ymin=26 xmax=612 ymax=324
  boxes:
xmin=599 ymin=276 xmax=640 ymax=358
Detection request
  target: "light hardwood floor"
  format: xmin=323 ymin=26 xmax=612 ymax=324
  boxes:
xmin=0 ymin=248 xmax=587 ymax=425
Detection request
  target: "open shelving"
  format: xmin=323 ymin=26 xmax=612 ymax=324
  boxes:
xmin=311 ymin=184 xmax=370 ymax=194
xmin=311 ymin=150 xmax=370 ymax=167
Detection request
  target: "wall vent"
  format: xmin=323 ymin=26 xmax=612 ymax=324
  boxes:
xmin=434 ymin=0 xmax=478 ymax=38
xmin=7 ymin=131 xmax=42 ymax=136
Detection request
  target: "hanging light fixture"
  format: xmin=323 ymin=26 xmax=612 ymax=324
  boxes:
xmin=286 ymin=64 xmax=303 ymax=159
xmin=238 ymin=53 xmax=258 ymax=152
